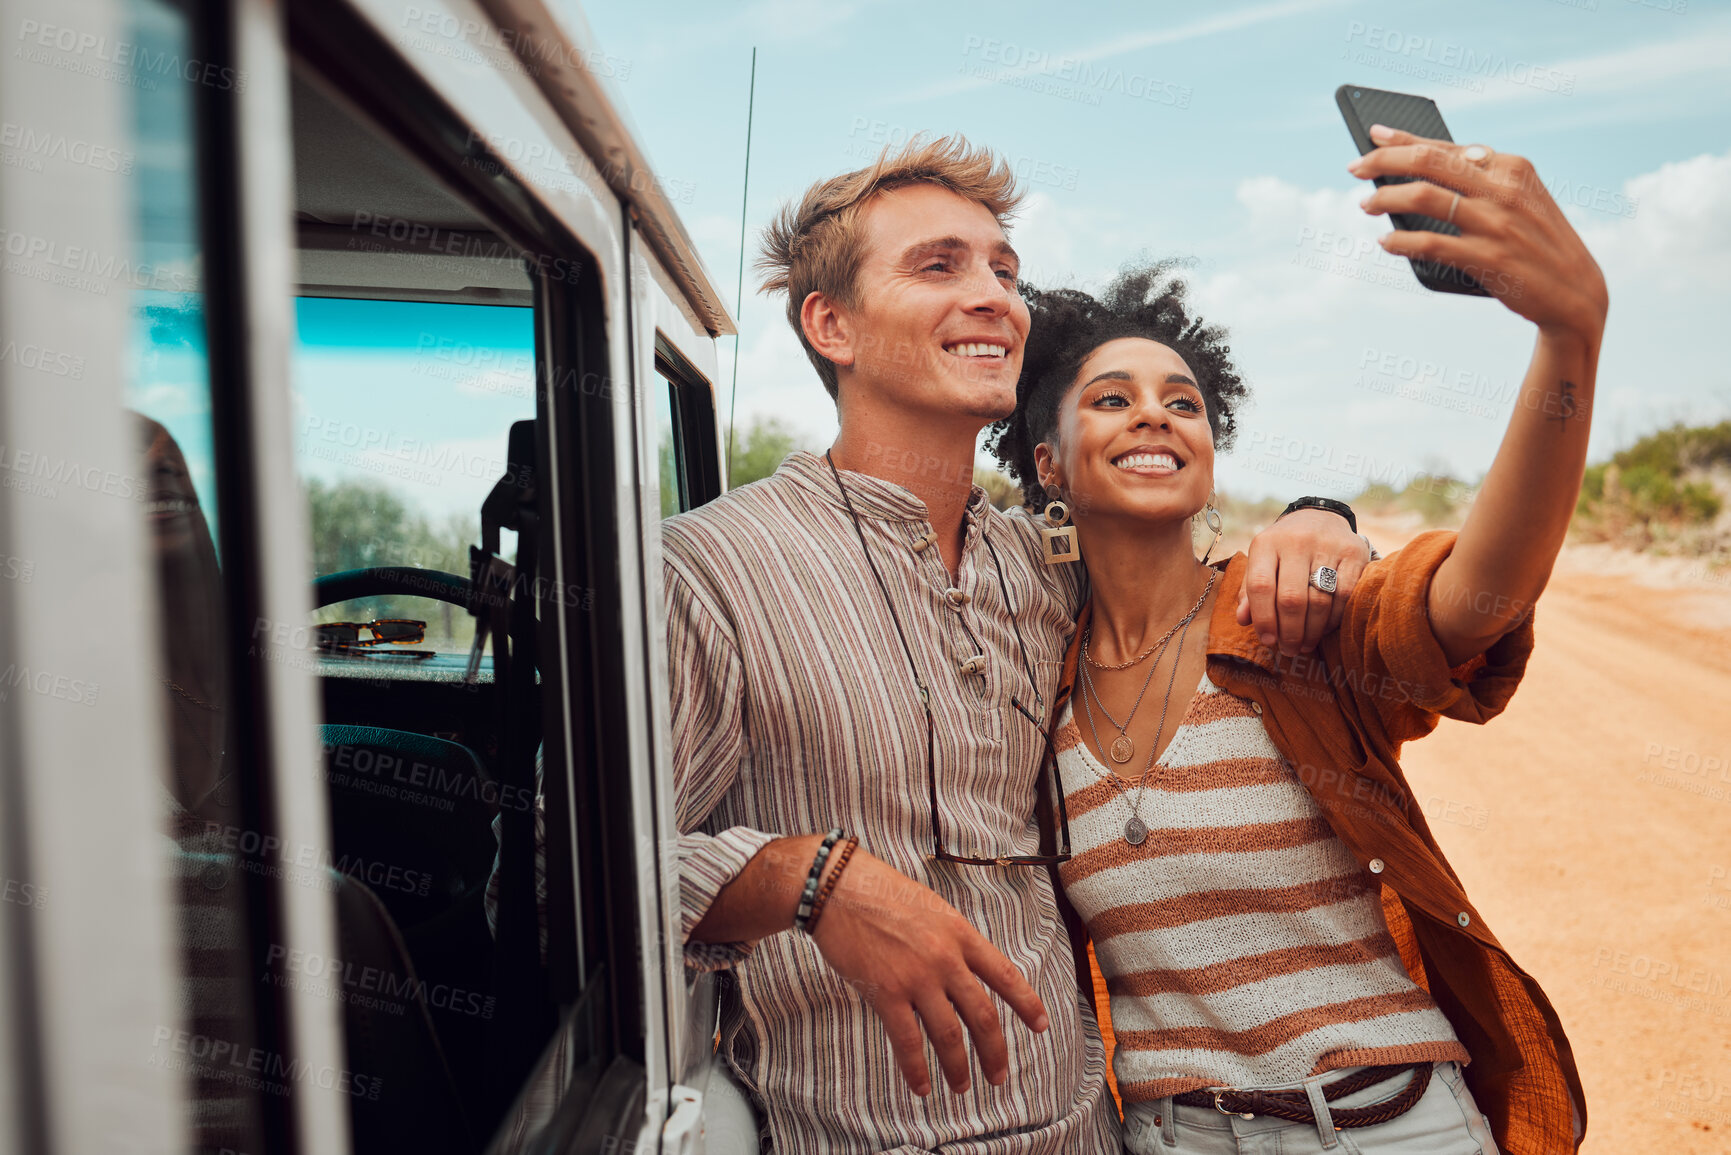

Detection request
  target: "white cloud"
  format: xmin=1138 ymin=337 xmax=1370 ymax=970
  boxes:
xmin=609 ymin=0 xmax=868 ymax=67
xmin=1066 ymin=0 xmax=1352 ymax=61
xmin=1234 ymin=175 xmax=1364 ymax=240
xmin=724 ymin=318 xmax=837 ymax=449
xmin=1450 ymin=27 xmax=1731 ymax=110
xmin=719 ymin=148 xmax=1731 ymax=498
xmin=1188 ymin=146 xmax=1731 ymax=500
xmin=131 ymin=380 xmax=207 ymax=418
xmin=451 ymin=366 xmax=534 ymax=403
xmin=1579 ymin=148 xmax=1731 ymax=292
xmin=1007 ymin=191 xmax=1083 ymax=287
xmin=297 ymin=433 xmax=513 ymax=521
xmin=1194 ymin=175 xmax=1420 ymax=330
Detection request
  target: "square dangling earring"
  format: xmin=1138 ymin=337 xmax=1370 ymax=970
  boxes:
xmin=1040 ymin=499 xmax=1079 ymax=565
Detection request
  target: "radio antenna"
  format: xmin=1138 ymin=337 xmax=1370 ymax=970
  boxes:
xmin=726 ymin=47 xmax=757 ymax=485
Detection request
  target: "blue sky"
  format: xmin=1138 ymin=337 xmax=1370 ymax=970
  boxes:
xmin=581 ymin=0 xmax=1731 ymax=499
xmin=131 ymin=298 xmax=538 ymax=529
xmin=291 ymin=300 xmax=536 ymax=521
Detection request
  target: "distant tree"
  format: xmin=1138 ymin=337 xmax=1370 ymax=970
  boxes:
xmin=305 ymin=477 xmax=478 ymax=648
xmin=974 ymin=467 xmax=1020 ymax=511
xmin=726 ymin=416 xmax=804 ymax=488
xmin=305 ymin=477 xmax=415 ymax=576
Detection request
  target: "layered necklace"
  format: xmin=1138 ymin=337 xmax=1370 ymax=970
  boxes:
xmin=1076 ymin=568 xmax=1216 ymax=846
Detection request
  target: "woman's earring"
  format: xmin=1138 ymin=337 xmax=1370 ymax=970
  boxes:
xmin=1040 ymin=499 xmax=1080 ymax=565
xmin=1198 ymin=496 xmax=1224 ymax=565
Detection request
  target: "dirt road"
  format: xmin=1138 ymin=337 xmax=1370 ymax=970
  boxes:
xmin=1396 ymin=540 xmax=1731 ymax=1154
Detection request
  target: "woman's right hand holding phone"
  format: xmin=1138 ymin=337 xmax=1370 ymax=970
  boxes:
xmin=1349 ymin=123 xmax=1608 ymax=341
xmin=1350 ymin=124 xmax=1608 ymax=667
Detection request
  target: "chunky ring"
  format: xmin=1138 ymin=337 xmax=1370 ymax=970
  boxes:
xmin=1461 ymin=143 xmax=1494 ymax=167
xmin=1445 ymin=192 xmax=1461 ymax=226
xmin=1310 ymin=566 xmax=1339 ymax=595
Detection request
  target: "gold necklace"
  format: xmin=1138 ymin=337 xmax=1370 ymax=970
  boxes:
xmin=1083 ymin=571 xmax=1216 ymax=671
xmin=1078 ymin=570 xmax=1217 ymax=764
xmin=1077 ymin=602 xmax=1202 ymax=847
xmin=1084 ymin=613 xmax=1185 ymax=671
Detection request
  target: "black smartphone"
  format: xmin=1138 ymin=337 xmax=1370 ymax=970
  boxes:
xmin=1335 ymin=84 xmax=1490 ymax=297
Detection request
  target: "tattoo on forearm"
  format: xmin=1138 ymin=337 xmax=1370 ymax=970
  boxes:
xmin=1554 ymin=380 xmax=1578 ymax=429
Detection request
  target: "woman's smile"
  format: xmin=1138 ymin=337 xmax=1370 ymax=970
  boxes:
xmin=1110 ymin=446 xmax=1185 ymax=477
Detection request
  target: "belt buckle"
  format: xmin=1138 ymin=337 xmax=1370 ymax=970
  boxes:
xmin=1212 ymin=1090 xmax=1255 ymax=1120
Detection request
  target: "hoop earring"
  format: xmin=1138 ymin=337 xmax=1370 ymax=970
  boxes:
xmin=1197 ymin=496 xmax=1224 ymax=565
xmin=1039 ymin=498 xmax=1080 ymax=566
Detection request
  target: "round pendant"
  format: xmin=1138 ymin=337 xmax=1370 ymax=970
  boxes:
xmin=1124 ymin=816 xmax=1148 ymax=846
xmin=1109 ymin=735 xmax=1135 ymax=764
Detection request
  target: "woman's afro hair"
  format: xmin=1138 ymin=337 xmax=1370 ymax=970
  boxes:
xmin=987 ymin=260 xmax=1248 ymax=510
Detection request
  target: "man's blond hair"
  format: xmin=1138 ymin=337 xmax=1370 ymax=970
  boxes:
xmin=756 ymin=133 xmax=1022 ymax=401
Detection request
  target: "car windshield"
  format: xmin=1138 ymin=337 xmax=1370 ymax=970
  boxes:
xmin=293 ymin=297 xmax=535 ymax=654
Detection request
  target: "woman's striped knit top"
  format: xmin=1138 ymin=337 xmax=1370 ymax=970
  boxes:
xmin=1055 ymin=670 xmax=1467 ymax=1101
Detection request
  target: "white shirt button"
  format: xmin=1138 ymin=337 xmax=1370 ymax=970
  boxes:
xmin=1368 ymin=858 xmax=1385 ymax=874
xmin=960 ymin=655 xmax=986 ymax=675
xmin=1250 ymin=701 xmax=1264 ymax=716
xmin=945 ymin=588 xmax=970 ymax=607
xmin=911 ymin=532 xmax=937 ymax=552
xmin=1457 ymin=911 xmax=1471 ymax=927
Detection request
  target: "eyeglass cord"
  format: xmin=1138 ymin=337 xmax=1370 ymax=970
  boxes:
xmin=823 ymin=451 xmax=1066 ymax=862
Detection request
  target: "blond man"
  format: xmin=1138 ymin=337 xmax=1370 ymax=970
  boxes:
xmin=665 ymin=135 xmax=1371 ymax=1154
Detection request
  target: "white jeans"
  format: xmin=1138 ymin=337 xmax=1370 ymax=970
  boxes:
xmin=1122 ymin=1062 xmax=1501 ymax=1155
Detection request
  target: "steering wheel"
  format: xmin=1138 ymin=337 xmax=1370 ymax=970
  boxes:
xmin=313 ymin=566 xmax=470 ymax=610
xmin=312 ymin=567 xmax=536 ymax=678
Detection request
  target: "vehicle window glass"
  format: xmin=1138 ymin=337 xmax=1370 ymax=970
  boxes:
xmin=653 ymin=372 xmax=680 ymax=519
xmin=294 ymin=298 xmax=535 ymax=658
xmin=287 ymin=60 xmax=561 ymax=1151
xmin=655 ymin=350 xmax=724 ymax=516
xmin=124 ymin=0 xmax=267 ymax=1151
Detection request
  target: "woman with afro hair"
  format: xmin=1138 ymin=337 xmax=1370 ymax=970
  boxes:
xmin=992 ymin=127 xmax=1603 ymax=1154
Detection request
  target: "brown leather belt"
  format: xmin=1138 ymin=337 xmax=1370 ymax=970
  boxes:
xmin=1167 ymin=1063 xmax=1433 ymax=1129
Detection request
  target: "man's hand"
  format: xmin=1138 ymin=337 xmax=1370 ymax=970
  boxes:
xmin=1235 ymin=509 xmax=1371 ymax=655
xmin=810 ymin=849 xmax=1049 ymax=1097
xmin=690 ymin=837 xmax=1049 ymax=1097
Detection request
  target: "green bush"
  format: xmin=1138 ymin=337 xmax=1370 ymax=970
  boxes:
xmin=1356 ymin=483 xmax=1399 ymax=510
xmin=1611 ymin=420 xmax=1731 ymax=476
xmin=1351 ymin=476 xmax=1473 ymax=526
xmin=1573 ymin=422 xmax=1729 ymax=550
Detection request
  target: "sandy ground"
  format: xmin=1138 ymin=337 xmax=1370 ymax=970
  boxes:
xmin=1391 ymin=527 xmax=1731 ymax=1154
xmin=1097 ymin=519 xmax=1731 ymax=1152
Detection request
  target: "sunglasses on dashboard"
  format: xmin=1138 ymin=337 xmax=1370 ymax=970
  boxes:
xmin=313 ymin=618 xmax=426 ymax=649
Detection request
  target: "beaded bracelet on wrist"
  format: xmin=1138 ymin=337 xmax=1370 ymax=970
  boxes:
xmin=794 ymin=828 xmax=844 ymax=933
xmin=804 ymin=835 xmax=859 ymax=936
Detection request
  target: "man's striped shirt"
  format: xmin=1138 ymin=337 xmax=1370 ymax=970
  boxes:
xmin=667 ymin=451 xmax=1119 ymax=1155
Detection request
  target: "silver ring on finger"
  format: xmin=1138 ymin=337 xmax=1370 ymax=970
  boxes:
xmin=1445 ymin=192 xmax=1461 ymax=226
xmin=1462 ymin=143 xmax=1494 ymax=168
xmin=1309 ymin=566 xmax=1339 ymax=595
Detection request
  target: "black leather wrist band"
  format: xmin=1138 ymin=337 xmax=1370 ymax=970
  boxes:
xmin=795 ymin=828 xmax=844 ymax=932
xmin=1279 ymin=495 xmax=1357 ymax=533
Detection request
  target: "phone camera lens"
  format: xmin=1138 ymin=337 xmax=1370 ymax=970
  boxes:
xmin=1353 ymin=90 xmax=1362 ymax=98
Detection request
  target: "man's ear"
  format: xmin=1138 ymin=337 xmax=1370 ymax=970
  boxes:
xmin=800 ymin=291 xmax=855 ymax=369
